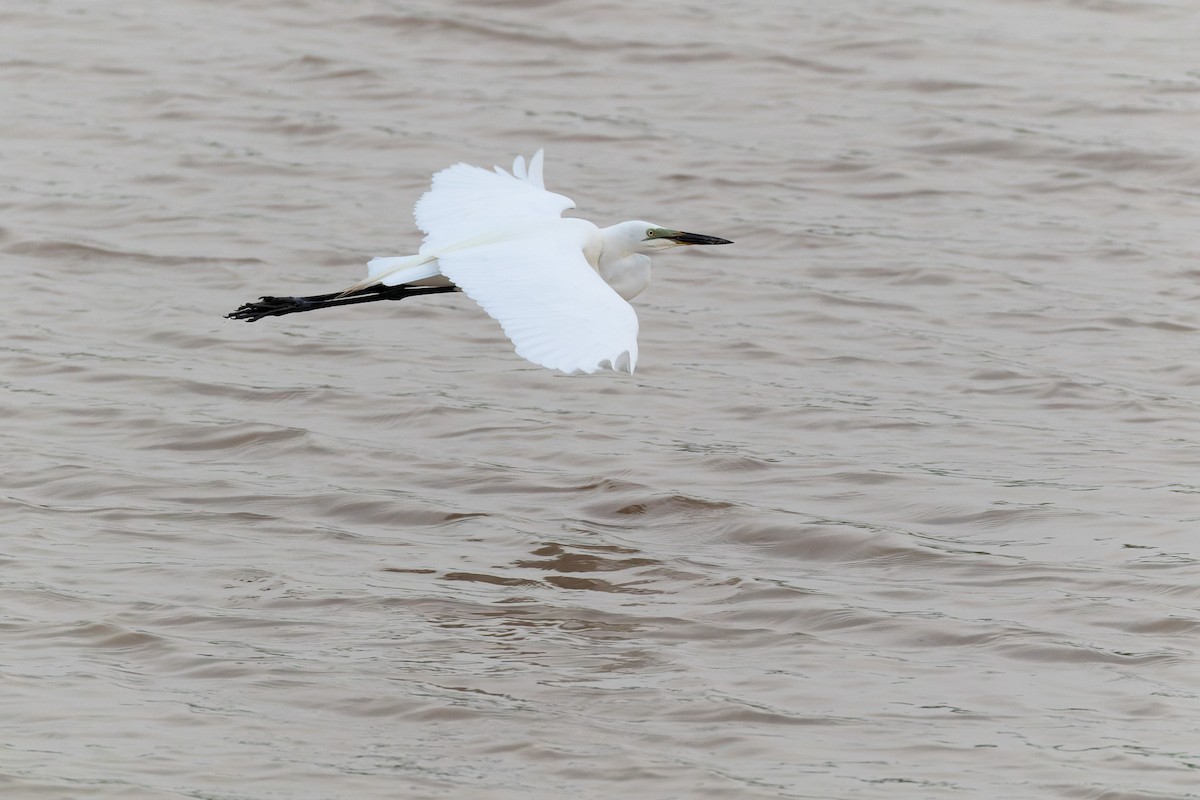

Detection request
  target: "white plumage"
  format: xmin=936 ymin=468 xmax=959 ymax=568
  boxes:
xmin=229 ymin=150 xmax=732 ymax=374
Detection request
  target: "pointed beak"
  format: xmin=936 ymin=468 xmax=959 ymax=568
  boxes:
xmin=664 ymin=230 xmax=734 ymax=246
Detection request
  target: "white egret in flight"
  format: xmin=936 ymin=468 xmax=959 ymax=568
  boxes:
xmin=227 ymin=149 xmax=732 ymax=374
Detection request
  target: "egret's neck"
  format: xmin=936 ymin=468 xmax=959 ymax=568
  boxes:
xmin=596 ymin=225 xmax=653 ymax=300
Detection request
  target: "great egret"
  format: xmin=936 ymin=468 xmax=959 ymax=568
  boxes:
xmin=226 ymin=150 xmax=732 ymax=374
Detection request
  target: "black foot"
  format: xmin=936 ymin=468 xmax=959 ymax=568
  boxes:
xmin=226 ymin=296 xmax=316 ymax=322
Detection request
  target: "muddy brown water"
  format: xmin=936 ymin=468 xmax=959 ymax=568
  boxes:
xmin=3 ymin=1 xmax=1199 ymax=798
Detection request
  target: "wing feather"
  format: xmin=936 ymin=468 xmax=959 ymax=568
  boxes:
xmin=409 ymin=150 xmax=637 ymax=374
xmin=527 ymin=149 xmax=545 ymax=189
xmin=414 ymin=149 xmax=574 ymax=253
xmin=435 ymin=224 xmax=640 ymax=374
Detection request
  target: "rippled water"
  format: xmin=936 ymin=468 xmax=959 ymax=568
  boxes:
xmin=4 ymin=1 xmax=1199 ymax=798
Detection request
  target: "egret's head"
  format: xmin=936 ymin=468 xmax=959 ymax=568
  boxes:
xmin=628 ymin=221 xmax=734 ymax=253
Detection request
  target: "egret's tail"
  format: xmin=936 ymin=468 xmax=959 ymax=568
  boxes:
xmin=334 ymin=254 xmax=440 ymax=296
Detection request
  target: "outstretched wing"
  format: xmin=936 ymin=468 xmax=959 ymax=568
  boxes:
xmin=350 ymin=151 xmax=564 ymax=293
xmin=413 ymin=150 xmax=639 ymax=374
xmin=415 ymin=149 xmax=574 ymax=253
xmin=436 ymin=222 xmax=640 ymax=375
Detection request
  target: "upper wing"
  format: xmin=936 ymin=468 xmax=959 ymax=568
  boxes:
xmin=435 ymin=223 xmax=640 ymax=375
xmin=415 ymin=149 xmax=575 ymax=253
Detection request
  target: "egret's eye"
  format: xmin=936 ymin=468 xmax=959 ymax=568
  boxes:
xmin=645 ymin=228 xmax=655 ymax=238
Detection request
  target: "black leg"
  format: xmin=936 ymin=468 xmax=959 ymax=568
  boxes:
xmin=226 ymin=283 xmax=460 ymax=322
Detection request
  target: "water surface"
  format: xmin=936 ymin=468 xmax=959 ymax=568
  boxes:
xmin=3 ymin=1 xmax=1198 ymax=798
